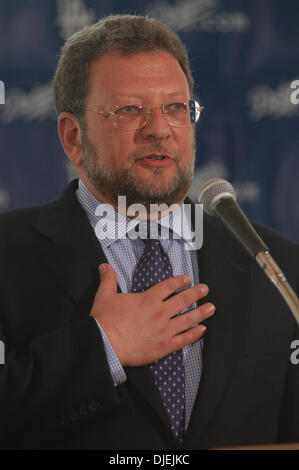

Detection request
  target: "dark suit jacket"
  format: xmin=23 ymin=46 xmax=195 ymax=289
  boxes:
xmin=0 ymin=179 xmax=298 ymax=450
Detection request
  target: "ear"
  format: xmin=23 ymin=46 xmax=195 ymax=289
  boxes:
xmin=57 ymin=112 xmax=83 ymax=165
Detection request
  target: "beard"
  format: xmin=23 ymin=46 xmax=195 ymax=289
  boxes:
xmin=81 ymin=129 xmax=195 ymax=209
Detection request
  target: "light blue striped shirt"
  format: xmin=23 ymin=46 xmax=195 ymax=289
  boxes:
xmin=76 ymin=179 xmax=203 ymax=428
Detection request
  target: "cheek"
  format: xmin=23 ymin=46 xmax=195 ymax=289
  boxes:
xmin=88 ymin=127 xmax=121 ymax=165
xmin=112 ymin=133 xmax=137 ymax=164
xmin=179 ymin=130 xmax=194 ymax=161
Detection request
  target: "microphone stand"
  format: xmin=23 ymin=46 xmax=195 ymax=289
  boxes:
xmin=213 ymin=197 xmax=299 ymax=326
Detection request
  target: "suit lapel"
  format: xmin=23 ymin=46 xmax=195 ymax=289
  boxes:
xmin=35 ymin=180 xmax=123 ymax=308
xmin=35 ymin=181 xmax=171 ymax=432
xmin=184 ymin=214 xmax=254 ymax=447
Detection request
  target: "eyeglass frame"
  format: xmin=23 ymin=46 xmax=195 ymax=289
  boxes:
xmin=74 ymin=100 xmax=204 ymax=129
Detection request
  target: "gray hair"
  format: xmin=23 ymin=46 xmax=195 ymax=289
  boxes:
xmin=53 ymin=14 xmax=194 ymax=116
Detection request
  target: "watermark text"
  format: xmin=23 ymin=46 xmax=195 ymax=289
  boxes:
xmin=0 ymin=80 xmax=4 ymax=104
xmin=0 ymin=340 xmax=5 ymax=364
xmin=290 ymin=80 xmax=299 ymax=105
xmin=94 ymin=198 xmax=203 ymax=251
xmin=290 ymin=339 xmax=299 ymax=365
xmin=108 ymin=453 xmax=190 ymax=466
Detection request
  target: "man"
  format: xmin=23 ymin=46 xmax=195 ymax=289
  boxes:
xmin=0 ymin=14 xmax=298 ymax=450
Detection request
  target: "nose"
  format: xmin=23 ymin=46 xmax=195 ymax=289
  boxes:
xmin=141 ymin=107 xmax=171 ymax=140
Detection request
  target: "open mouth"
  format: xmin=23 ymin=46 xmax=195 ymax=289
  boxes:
xmin=144 ymin=155 xmax=168 ymax=160
xmin=135 ymin=152 xmax=175 ymax=168
xmin=136 ymin=154 xmax=173 ymax=168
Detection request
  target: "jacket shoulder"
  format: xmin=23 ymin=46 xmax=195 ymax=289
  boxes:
xmin=0 ymin=180 xmax=80 ymax=239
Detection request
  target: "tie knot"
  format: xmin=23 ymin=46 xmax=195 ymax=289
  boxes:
xmin=141 ymin=221 xmax=175 ymax=242
xmin=140 ymin=221 xmax=160 ymax=241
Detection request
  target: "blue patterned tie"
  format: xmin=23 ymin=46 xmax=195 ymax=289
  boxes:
xmin=131 ymin=229 xmax=185 ymax=441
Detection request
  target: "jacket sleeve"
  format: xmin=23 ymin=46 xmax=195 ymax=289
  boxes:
xmin=0 ymin=313 xmax=126 ymax=449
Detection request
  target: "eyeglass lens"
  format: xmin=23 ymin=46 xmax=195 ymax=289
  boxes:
xmin=115 ymin=102 xmax=192 ymax=129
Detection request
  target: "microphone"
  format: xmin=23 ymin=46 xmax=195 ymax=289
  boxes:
xmin=198 ymin=178 xmax=299 ymax=324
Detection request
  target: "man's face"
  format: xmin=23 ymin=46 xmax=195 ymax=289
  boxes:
xmin=80 ymin=50 xmax=195 ymax=208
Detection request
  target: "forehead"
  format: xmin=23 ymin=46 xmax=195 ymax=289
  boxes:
xmin=86 ymin=50 xmax=190 ymax=103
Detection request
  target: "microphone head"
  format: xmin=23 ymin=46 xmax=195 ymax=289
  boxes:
xmin=198 ymin=178 xmax=236 ymax=216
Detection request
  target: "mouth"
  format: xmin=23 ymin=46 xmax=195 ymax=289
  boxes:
xmin=137 ymin=153 xmax=174 ymax=168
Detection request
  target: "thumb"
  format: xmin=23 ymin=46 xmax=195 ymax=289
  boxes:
xmin=97 ymin=263 xmax=117 ymax=294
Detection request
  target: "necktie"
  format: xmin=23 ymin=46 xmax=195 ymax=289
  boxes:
xmin=131 ymin=232 xmax=185 ymax=441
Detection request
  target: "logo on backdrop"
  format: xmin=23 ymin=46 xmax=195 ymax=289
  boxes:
xmin=189 ymin=162 xmax=261 ymax=206
xmin=56 ymin=0 xmax=96 ymax=38
xmin=148 ymin=0 xmax=250 ymax=33
xmin=0 ymin=82 xmax=56 ymax=124
xmin=247 ymin=79 xmax=299 ymax=120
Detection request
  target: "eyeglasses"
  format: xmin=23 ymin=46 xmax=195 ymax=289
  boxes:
xmin=76 ymin=100 xmax=204 ymax=130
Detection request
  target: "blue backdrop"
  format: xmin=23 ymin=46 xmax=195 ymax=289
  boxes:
xmin=1 ymin=0 xmax=298 ymax=242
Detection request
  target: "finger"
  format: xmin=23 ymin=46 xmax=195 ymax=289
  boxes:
xmin=165 ymin=283 xmax=209 ymax=318
xmin=148 ymin=274 xmax=191 ymax=301
xmin=170 ymin=302 xmax=215 ymax=336
xmin=170 ymin=324 xmax=207 ymax=352
xmin=97 ymin=263 xmax=117 ymax=295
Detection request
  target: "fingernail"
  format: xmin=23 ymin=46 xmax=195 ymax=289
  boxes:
xmin=206 ymin=303 xmax=215 ymax=314
xmin=200 ymin=284 xmax=209 ymax=295
xmin=100 ymin=264 xmax=106 ymax=274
